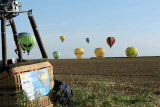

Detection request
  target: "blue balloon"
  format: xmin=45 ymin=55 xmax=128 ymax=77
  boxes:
xmin=86 ymin=38 xmax=90 ymax=43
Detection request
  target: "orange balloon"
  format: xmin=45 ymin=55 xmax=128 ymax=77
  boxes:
xmin=60 ymin=36 xmax=65 ymax=42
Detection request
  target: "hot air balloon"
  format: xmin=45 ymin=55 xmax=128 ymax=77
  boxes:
xmin=86 ymin=38 xmax=90 ymax=44
xmin=18 ymin=32 xmax=30 ymax=53
xmin=94 ymin=48 xmax=105 ymax=58
xmin=18 ymin=32 xmax=30 ymax=41
xmin=74 ymin=48 xmax=84 ymax=59
xmin=60 ymin=36 xmax=65 ymax=42
xmin=53 ymin=51 xmax=60 ymax=59
xmin=125 ymin=47 xmax=138 ymax=57
xmin=37 ymin=69 xmax=48 ymax=85
xmin=106 ymin=37 xmax=115 ymax=48
xmin=20 ymin=35 xmax=36 ymax=55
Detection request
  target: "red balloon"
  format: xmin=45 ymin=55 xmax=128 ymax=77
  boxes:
xmin=106 ymin=37 xmax=115 ymax=48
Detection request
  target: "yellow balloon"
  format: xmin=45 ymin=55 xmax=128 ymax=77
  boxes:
xmin=74 ymin=48 xmax=84 ymax=59
xmin=37 ymin=69 xmax=48 ymax=84
xmin=125 ymin=47 xmax=138 ymax=57
xmin=94 ymin=48 xmax=105 ymax=58
xmin=60 ymin=36 xmax=65 ymax=42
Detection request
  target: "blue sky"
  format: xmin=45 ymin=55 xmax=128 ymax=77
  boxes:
xmin=1 ymin=0 xmax=160 ymax=59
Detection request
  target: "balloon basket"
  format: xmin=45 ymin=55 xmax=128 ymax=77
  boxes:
xmin=0 ymin=59 xmax=55 ymax=107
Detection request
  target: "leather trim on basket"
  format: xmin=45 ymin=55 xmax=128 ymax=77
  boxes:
xmin=0 ymin=66 xmax=53 ymax=81
xmin=0 ymin=58 xmax=49 ymax=73
xmin=8 ymin=58 xmax=49 ymax=69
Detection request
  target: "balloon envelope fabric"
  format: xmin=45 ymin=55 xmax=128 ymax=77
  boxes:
xmin=106 ymin=37 xmax=115 ymax=48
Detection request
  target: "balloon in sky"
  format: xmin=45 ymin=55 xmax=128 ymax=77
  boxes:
xmin=60 ymin=36 xmax=65 ymax=42
xmin=18 ymin=32 xmax=30 ymax=53
xmin=125 ymin=47 xmax=138 ymax=57
xmin=74 ymin=48 xmax=84 ymax=59
xmin=18 ymin=32 xmax=30 ymax=42
xmin=94 ymin=48 xmax=105 ymax=58
xmin=53 ymin=51 xmax=60 ymax=59
xmin=20 ymin=35 xmax=36 ymax=55
xmin=86 ymin=38 xmax=90 ymax=44
xmin=37 ymin=69 xmax=48 ymax=85
xmin=106 ymin=37 xmax=115 ymax=48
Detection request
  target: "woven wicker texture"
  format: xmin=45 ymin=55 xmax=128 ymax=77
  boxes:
xmin=0 ymin=61 xmax=54 ymax=106
xmin=46 ymin=104 xmax=54 ymax=107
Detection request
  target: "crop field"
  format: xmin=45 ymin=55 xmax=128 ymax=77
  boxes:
xmin=49 ymin=57 xmax=160 ymax=94
xmin=0 ymin=57 xmax=160 ymax=106
xmin=49 ymin=57 xmax=160 ymax=106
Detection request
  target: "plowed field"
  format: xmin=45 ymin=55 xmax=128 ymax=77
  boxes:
xmin=49 ymin=57 xmax=160 ymax=95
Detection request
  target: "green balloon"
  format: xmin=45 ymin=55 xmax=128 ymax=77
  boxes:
xmin=53 ymin=51 xmax=60 ymax=59
xmin=20 ymin=35 xmax=36 ymax=54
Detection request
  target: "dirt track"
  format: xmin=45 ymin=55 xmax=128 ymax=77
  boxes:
xmin=49 ymin=57 xmax=160 ymax=95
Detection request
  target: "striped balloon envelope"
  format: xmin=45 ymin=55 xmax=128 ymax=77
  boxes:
xmin=106 ymin=37 xmax=115 ymax=48
xmin=18 ymin=32 xmax=30 ymax=41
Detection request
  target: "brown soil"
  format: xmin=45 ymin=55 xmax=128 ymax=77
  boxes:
xmin=49 ymin=57 xmax=160 ymax=95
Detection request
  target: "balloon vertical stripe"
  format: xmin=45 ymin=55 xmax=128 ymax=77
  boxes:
xmin=107 ymin=37 xmax=115 ymax=48
xmin=111 ymin=37 xmax=113 ymax=45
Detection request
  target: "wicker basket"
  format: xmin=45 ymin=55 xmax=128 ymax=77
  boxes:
xmin=0 ymin=59 xmax=55 ymax=107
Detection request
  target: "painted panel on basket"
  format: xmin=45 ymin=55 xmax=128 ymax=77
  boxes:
xmin=20 ymin=68 xmax=50 ymax=100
